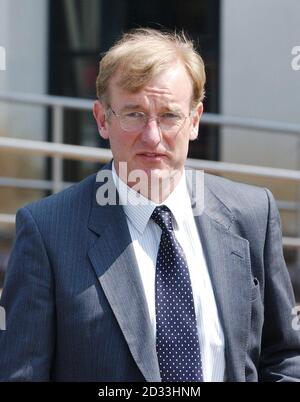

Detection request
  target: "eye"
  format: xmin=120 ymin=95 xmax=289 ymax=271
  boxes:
xmin=160 ymin=112 xmax=182 ymax=120
xmin=124 ymin=111 xmax=145 ymax=119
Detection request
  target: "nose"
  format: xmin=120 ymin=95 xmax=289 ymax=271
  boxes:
xmin=140 ymin=117 xmax=161 ymax=146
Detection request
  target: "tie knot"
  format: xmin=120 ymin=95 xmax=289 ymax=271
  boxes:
xmin=151 ymin=205 xmax=173 ymax=232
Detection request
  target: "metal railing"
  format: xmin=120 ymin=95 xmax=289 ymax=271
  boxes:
xmin=1 ymin=91 xmax=300 ymax=249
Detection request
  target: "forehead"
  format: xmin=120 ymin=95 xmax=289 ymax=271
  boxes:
xmin=108 ymin=63 xmax=193 ymax=108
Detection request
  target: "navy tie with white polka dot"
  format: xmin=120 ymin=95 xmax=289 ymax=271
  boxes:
xmin=151 ymin=205 xmax=203 ymax=382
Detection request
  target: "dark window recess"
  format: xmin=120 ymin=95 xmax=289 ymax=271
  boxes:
xmin=48 ymin=0 xmax=220 ymax=183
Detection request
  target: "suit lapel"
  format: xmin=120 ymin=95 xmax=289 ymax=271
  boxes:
xmin=187 ymin=172 xmax=252 ymax=382
xmin=87 ymin=169 xmax=160 ymax=382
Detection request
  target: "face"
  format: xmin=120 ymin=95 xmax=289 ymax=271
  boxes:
xmin=93 ymin=63 xmax=203 ymax=201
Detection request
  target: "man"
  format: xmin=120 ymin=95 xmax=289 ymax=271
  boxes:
xmin=0 ymin=28 xmax=299 ymax=382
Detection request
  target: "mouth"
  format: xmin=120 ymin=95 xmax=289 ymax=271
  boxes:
xmin=136 ymin=152 xmax=167 ymax=159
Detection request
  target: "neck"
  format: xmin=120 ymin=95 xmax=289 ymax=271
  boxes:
xmin=116 ymin=164 xmax=183 ymax=204
xmin=130 ymin=174 xmax=181 ymax=204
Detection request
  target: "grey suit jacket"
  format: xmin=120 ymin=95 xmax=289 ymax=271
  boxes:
xmin=0 ymin=164 xmax=300 ymax=381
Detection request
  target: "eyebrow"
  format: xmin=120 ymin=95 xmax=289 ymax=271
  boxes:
xmin=120 ymin=104 xmax=143 ymax=111
xmin=120 ymin=104 xmax=183 ymax=113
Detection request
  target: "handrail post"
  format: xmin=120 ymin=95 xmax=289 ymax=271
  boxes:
xmin=52 ymin=105 xmax=64 ymax=193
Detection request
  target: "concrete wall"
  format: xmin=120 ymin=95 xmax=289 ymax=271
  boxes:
xmin=220 ymin=0 xmax=300 ymax=170
xmin=0 ymin=0 xmax=48 ymax=138
xmin=0 ymin=0 xmax=48 ymax=213
xmin=220 ymin=0 xmax=300 ymax=262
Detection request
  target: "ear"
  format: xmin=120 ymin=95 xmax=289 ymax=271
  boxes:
xmin=93 ymin=100 xmax=109 ymax=139
xmin=189 ymin=102 xmax=203 ymax=141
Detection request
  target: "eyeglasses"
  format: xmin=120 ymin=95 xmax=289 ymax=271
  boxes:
xmin=107 ymin=107 xmax=190 ymax=134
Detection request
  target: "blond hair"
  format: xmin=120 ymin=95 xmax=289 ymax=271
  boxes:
xmin=96 ymin=28 xmax=206 ymax=109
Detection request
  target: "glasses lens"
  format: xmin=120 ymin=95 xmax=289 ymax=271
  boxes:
xmin=118 ymin=111 xmax=186 ymax=133
xmin=121 ymin=112 xmax=146 ymax=131
xmin=159 ymin=113 xmax=185 ymax=133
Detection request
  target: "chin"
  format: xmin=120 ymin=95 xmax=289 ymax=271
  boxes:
xmin=143 ymin=167 xmax=170 ymax=180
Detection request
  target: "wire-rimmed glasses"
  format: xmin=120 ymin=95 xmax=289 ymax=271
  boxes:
xmin=107 ymin=107 xmax=190 ymax=134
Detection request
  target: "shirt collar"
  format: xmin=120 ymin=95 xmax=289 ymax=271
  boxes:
xmin=112 ymin=162 xmax=192 ymax=234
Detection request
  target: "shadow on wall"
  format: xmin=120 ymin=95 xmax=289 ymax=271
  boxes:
xmin=0 ymin=229 xmax=13 ymax=288
xmin=289 ymin=266 xmax=300 ymax=304
xmin=0 ymin=252 xmax=9 ymax=288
